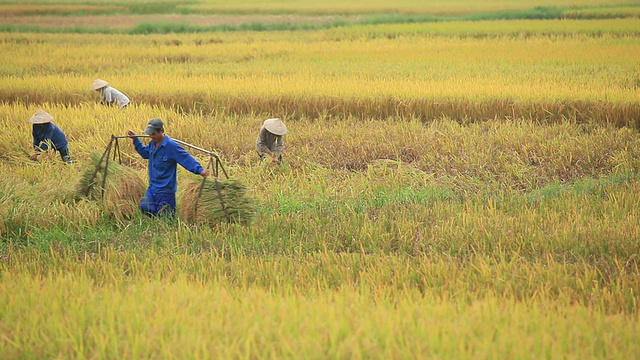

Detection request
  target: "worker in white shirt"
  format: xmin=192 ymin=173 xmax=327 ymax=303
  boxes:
xmin=90 ymin=78 xmax=131 ymax=109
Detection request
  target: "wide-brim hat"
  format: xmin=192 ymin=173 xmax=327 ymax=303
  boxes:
xmin=263 ymin=118 xmax=287 ymax=135
xmin=90 ymin=78 xmax=109 ymax=91
xmin=28 ymin=109 xmax=54 ymax=124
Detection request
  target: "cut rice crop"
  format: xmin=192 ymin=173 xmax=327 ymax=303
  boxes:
xmin=75 ymin=152 xmax=146 ymax=218
xmin=179 ymin=178 xmax=255 ymax=226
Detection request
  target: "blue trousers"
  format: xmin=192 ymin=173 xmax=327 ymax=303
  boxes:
xmin=140 ymin=189 xmax=176 ymax=217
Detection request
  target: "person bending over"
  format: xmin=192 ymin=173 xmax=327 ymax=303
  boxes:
xmin=90 ymin=78 xmax=130 ymax=109
xmin=28 ymin=109 xmax=73 ymax=164
xmin=256 ymin=118 xmax=287 ymax=164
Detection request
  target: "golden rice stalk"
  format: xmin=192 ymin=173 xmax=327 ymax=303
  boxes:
xmin=75 ymin=152 xmax=146 ymax=218
xmin=0 ymin=212 xmax=6 ymax=237
xmin=179 ymin=178 xmax=255 ymax=226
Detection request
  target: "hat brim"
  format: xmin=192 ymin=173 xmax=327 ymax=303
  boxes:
xmin=263 ymin=118 xmax=288 ymax=135
xmin=143 ymin=127 xmax=159 ymax=135
xmin=28 ymin=110 xmax=54 ymax=124
xmin=28 ymin=118 xmax=52 ymax=124
xmin=90 ymin=79 xmax=109 ymax=91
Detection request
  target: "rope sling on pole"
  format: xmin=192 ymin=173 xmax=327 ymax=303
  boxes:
xmin=84 ymin=135 xmax=114 ymax=198
xmin=78 ymin=134 xmax=256 ymax=226
xmin=83 ymin=135 xmax=231 ymax=221
xmin=193 ymin=155 xmax=232 ymax=222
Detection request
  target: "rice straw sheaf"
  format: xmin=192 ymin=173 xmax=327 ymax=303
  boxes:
xmin=75 ymin=152 xmax=146 ymax=218
xmin=179 ymin=178 xmax=256 ymax=226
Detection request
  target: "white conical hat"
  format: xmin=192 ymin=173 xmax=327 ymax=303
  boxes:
xmin=28 ymin=109 xmax=54 ymax=124
xmin=90 ymin=78 xmax=109 ymax=90
xmin=263 ymin=118 xmax=287 ymax=135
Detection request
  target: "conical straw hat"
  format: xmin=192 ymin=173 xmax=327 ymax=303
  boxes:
xmin=28 ymin=109 xmax=54 ymax=124
xmin=263 ymin=118 xmax=287 ymax=135
xmin=90 ymin=78 xmax=109 ymax=91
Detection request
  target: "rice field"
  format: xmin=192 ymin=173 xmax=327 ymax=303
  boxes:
xmin=1 ymin=1 xmax=640 ymax=358
xmin=1 ymin=18 xmax=639 ymax=125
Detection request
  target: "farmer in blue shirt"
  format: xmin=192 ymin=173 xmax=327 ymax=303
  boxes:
xmin=28 ymin=109 xmax=73 ymax=164
xmin=127 ymin=118 xmax=210 ymax=216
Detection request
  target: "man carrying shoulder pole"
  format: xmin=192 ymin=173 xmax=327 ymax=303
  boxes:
xmin=127 ymin=118 xmax=210 ymax=217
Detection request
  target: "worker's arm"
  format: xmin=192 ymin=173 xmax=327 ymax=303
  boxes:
xmin=273 ymin=135 xmax=284 ymax=155
xmin=32 ymin=126 xmax=42 ymax=151
xmin=127 ymin=130 xmax=150 ymax=159
xmin=33 ymin=124 xmax=55 ymax=151
xmin=173 ymin=143 xmax=209 ymax=177
xmin=256 ymin=126 xmax=271 ymax=154
xmin=102 ymin=87 xmax=113 ymax=105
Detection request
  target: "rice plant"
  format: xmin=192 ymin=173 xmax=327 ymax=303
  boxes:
xmin=1 ymin=6 xmax=639 ymax=357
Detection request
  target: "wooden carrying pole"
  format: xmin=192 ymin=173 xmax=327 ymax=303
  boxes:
xmin=84 ymin=135 xmax=228 ymax=201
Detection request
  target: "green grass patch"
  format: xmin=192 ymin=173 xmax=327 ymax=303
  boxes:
xmin=1 ymin=5 xmax=639 ymax=34
xmin=461 ymin=6 xmax=564 ymax=21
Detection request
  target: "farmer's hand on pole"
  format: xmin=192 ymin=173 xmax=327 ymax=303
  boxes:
xmin=126 ymin=130 xmax=136 ymax=138
xmin=201 ymin=169 xmax=210 ymax=177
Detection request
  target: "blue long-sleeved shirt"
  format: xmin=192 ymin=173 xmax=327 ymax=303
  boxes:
xmin=32 ymin=122 xmax=69 ymax=152
xmin=133 ymin=135 xmax=204 ymax=194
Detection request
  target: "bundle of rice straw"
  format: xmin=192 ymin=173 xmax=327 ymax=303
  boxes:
xmin=179 ymin=178 xmax=255 ymax=226
xmin=75 ymin=152 xmax=146 ymax=218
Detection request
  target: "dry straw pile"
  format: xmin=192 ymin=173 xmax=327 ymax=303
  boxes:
xmin=179 ymin=178 xmax=255 ymax=226
xmin=74 ymin=152 xmax=146 ymax=218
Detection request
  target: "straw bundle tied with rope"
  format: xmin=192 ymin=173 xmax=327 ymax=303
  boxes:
xmin=75 ymin=152 xmax=146 ymax=218
xmin=179 ymin=178 xmax=256 ymax=226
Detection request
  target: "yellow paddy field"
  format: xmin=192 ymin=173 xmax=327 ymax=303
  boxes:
xmin=1 ymin=1 xmax=639 ymax=358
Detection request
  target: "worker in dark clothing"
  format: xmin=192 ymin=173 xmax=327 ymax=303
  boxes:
xmin=28 ymin=109 xmax=73 ymax=164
